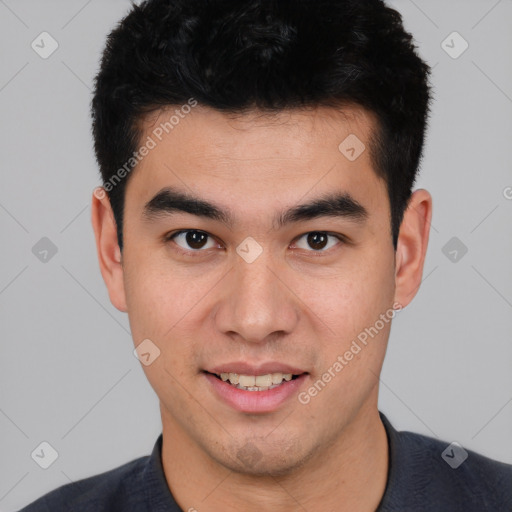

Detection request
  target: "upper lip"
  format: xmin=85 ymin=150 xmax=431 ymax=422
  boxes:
xmin=206 ymin=362 xmax=307 ymax=376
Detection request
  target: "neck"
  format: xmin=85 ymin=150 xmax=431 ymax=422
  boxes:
xmin=161 ymin=399 xmax=389 ymax=512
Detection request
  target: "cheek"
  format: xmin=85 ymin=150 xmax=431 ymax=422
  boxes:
xmin=122 ymin=254 xmax=179 ymax=348
xmin=295 ymin=258 xmax=394 ymax=418
xmin=123 ymin=254 xmax=220 ymax=354
xmin=298 ymin=254 xmax=395 ymax=342
xmin=292 ymin=254 xmax=396 ymax=408
xmin=123 ymin=261 xmax=200 ymax=403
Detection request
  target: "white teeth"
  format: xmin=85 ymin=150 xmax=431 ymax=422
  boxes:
xmin=255 ymin=374 xmax=273 ymax=387
xmin=271 ymin=373 xmax=283 ymax=384
xmin=217 ymin=372 xmax=295 ymax=390
xmin=238 ymin=375 xmax=256 ymax=387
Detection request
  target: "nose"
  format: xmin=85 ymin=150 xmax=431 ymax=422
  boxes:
xmin=214 ymin=246 xmax=300 ymax=345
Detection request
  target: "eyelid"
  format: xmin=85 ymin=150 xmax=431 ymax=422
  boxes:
xmin=165 ymin=229 xmax=222 ymax=254
xmin=165 ymin=229 xmax=347 ymax=255
xmin=291 ymin=231 xmax=346 ymax=252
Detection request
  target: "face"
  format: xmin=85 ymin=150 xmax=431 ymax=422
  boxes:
xmin=93 ymin=104 xmax=427 ymax=476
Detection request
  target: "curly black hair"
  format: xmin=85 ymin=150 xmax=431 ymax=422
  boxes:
xmin=92 ymin=0 xmax=433 ymax=251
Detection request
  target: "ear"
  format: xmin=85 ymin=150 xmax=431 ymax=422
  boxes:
xmin=393 ymin=189 xmax=433 ymax=308
xmin=91 ymin=187 xmax=128 ymax=312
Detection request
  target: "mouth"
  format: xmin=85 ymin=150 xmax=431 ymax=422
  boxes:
xmin=204 ymin=371 xmax=304 ymax=392
xmin=202 ymin=363 xmax=309 ymax=413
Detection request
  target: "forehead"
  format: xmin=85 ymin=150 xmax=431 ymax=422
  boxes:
xmin=140 ymin=103 xmax=376 ymax=161
xmin=125 ymin=104 xmax=388 ymax=224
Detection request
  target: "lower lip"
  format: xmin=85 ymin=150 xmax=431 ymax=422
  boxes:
xmin=204 ymin=372 xmax=308 ymax=413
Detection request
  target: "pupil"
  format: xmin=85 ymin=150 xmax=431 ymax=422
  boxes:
xmin=308 ymin=232 xmax=327 ymax=250
xmin=186 ymin=230 xmax=207 ymax=249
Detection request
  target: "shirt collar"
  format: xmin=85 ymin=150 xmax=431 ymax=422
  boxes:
xmin=377 ymin=411 xmax=430 ymax=510
xmin=142 ymin=434 xmax=182 ymax=511
xmin=144 ymin=411 xmax=410 ymax=511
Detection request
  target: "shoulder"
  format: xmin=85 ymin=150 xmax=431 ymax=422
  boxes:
xmin=18 ymin=455 xmax=150 ymax=512
xmin=381 ymin=413 xmax=512 ymax=511
xmin=405 ymin=428 xmax=511 ymax=504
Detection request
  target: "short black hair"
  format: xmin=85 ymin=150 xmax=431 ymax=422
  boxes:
xmin=92 ymin=0 xmax=433 ymax=252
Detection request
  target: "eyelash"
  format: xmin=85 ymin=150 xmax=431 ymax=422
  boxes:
xmin=164 ymin=229 xmax=347 ymax=257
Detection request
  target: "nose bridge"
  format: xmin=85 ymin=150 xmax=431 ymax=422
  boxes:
xmin=216 ymin=243 xmax=298 ymax=343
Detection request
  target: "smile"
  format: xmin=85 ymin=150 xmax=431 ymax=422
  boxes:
xmin=203 ymin=369 xmax=309 ymax=413
xmin=210 ymin=372 xmax=300 ymax=391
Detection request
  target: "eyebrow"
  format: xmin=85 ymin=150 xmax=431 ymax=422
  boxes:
xmin=142 ymin=186 xmax=368 ymax=229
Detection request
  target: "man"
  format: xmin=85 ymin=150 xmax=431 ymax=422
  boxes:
xmin=20 ymin=0 xmax=512 ymax=510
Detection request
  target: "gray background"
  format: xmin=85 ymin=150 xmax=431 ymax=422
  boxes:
xmin=0 ymin=0 xmax=511 ymax=510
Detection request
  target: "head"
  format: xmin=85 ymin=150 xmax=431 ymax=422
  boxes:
xmin=91 ymin=0 xmax=433 ymax=476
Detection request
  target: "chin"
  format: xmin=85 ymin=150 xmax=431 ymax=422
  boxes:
xmin=218 ymin=435 xmax=314 ymax=477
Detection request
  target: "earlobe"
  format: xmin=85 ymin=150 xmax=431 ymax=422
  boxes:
xmin=91 ymin=188 xmax=128 ymax=312
xmin=393 ymin=189 xmax=433 ymax=309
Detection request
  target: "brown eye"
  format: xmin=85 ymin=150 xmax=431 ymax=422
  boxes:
xmin=294 ymin=231 xmax=343 ymax=252
xmin=169 ymin=230 xmax=215 ymax=251
xmin=307 ymin=232 xmax=328 ymax=250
